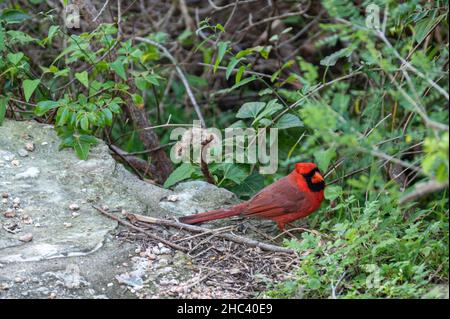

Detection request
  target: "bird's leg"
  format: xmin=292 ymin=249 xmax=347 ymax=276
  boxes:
xmin=277 ymin=222 xmax=297 ymax=239
xmin=283 ymin=222 xmax=302 ymax=239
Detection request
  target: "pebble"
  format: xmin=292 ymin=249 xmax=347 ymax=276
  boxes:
xmin=21 ymin=133 xmax=32 ymax=140
xmin=63 ymin=222 xmax=72 ymax=228
xmin=160 ymin=247 xmax=171 ymax=254
xmin=25 ymin=142 xmax=35 ymax=152
xmin=19 ymin=233 xmax=33 ymax=242
xmin=18 ymin=149 xmax=28 ymax=157
xmin=48 ymin=292 xmax=56 ymax=299
xmin=11 ymin=159 xmax=20 ymax=166
xmin=107 ymin=283 xmax=113 ymax=287
xmin=167 ymin=195 xmax=179 ymax=202
xmin=3 ymin=210 xmax=16 ymax=218
xmin=1 ymin=198 xmax=7 ymax=204
xmin=1 ymin=192 xmax=8 ymax=198
xmin=69 ymin=203 xmax=80 ymax=211
xmin=22 ymin=215 xmax=33 ymax=224
xmin=0 ymin=283 xmax=10 ymax=290
xmin=151 ymin=247 xmax=161 ymax=255
xmin=41 ymin=142 xmax=48 ymax=146
xmin=14 ymin=277 xmax=25 ymax=283
xmin=71 ymin=212 xmax=80 ymax=218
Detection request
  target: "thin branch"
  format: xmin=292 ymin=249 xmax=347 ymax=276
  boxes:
xmin=134 ymin=37 xmax=206 ymax=127
xmin=376 ymin=30 xmax=449 ymax=101
xmin=273 ymin=68 xmax=364 ymax=121
xmin=242 ymin=9 xmax=308 ymax=32
xmin=200 ymin=135 xmax=216 ymax=185
xmin=92 ymin=0 xmax=110 ymax=22
xmin=93 ymin=205 xmax=188 ymax=252
xmin=207 ymin=0 xmax=259 ymax=11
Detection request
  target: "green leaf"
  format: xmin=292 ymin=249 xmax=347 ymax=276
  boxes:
xmin=215 ymin=23 xmax=225 ymax=32
xmin=325 ymin=185 xmax=342 ymax=201
xmin=0 ymin=96 xmax=8 ymax=125
xmin=232 ymin=76 xmax=256 ymax=92
xmin=236 ymin=48 xmax=254 ymax=59
xmin=73 ymin=137 xmax=90 ymax=160
xmin=163 ymin=163 xmax=195 ymax=188
xmin=275 ymin=113 xmax=303 ymax=129
xmin=135 ymin=77 xmax=148 ymax=91
xmin=110 ymin=59 xmax=127 ymax=80
xmin=320 ymin=47 xmax=354 ymax=66
xmin=213 ymin=41 xmax=229 ymax=73
xmin=0 ymin=26 xmax=4 ymax=51
xmin=102 ymin=108 xmax=113 ymax=126
xmin=46 ymin=25 xmax=59 ymax=44
xmin=307 ymin=278 xmax=321 ymax=290
xmin=7 ymin=52 xmax=24 ymax=65
xmin=145 ymin=74 xmax=160 ymax=86
xmin=235 ymin=65 xmax=246 ymax=84
xmin=253 ymin=99 xmax=283 ymax=124
xmin=6 ymin=30 xmax=36 ymax=44
xmin=22 ymin=79 xmax=40 ymax=102
xmin=236 ymin=102 xmax=266 ymax=119
xmin=226 ymin=57 xmax=241 ymax=80
xmin=75 ymin=71 xmax=89 ymax=88
xmin=80 ymin=115 xmax=89 ymax=131
xmin=219 ymin=163 xmax=247 ymax=185
xmin=56 ymin=107 xmax=70 ymax=126
xmin=314 ymin=148 xmax=336 ymax=172
xmin=0 ymin=9 xmax=30 ymax=24
xmin=35 ymin=100 xmax=59 ymax=116
xmin=230 ymin=171 xmax=264 ymax=198
xmin=414 ymin=14 xmax=445 ymax=44
xmin=132 ymin=94 xmax=144 ymax=108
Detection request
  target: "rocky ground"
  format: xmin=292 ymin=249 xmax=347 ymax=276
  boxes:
xmin=0 ymin=119 xmax=296 ymax=299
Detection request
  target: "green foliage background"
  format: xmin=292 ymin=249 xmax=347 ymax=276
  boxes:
xmin=0 ymin=0 xmax=448 ymax=298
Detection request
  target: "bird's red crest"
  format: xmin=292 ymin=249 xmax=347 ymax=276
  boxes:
xmin=295 ymin=162 xmax=318 ymax=174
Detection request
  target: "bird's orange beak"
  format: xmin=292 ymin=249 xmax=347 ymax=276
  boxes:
xmin=311 ymin=171 xmax=324 ymax=184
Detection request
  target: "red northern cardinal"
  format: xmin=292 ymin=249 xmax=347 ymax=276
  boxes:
xmin=179 ymin=163 xmax=325 ymax=230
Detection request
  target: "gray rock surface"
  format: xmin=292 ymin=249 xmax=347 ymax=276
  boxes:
xmin=0 ymin=119 xmax=235 ymax=299
xmin=160 ymin=180 xmax=240 ymax=216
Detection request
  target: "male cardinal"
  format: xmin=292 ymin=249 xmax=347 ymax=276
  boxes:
xmin=179 ymin=163 xmax=325 ymax=230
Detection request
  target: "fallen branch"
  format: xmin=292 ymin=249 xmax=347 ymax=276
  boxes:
xmin=125 ymin=212 xmax=295 ymax=254
xmin=399 ymin=180 xmax=449 ymax=205
xmin=92 ymin=205 xmax=188 ymax=252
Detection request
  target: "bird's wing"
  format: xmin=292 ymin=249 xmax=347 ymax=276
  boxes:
xmin=243 ymin=176 xmax=308 ymax=219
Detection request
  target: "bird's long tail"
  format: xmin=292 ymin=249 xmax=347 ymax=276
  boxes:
xmin=179 ymin=203 xmax=246 ymax=225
